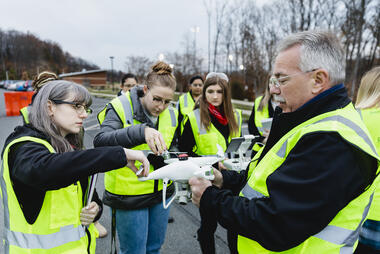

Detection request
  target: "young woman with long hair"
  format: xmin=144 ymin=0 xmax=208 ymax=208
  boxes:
xmin=354 ymin=66 xmax=380 ymax=254
xmin=179 ymin=72 xmax=242 ymax=254
xmin=1 ymin=80 xmax=149 ymax=254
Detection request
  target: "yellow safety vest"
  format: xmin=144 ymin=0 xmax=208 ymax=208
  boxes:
xmin=252 ymin=96 xmax=269 ymax=153
xmin=186 ymin=108 xmax=242 ymax=155
xmin=20 ymin=106 xmax=30 ymax=124
xmin=358 ymin=107 xmax=380 ymax=221
xmin=98 ymin=92 xmax=178 ymax=195
xmin=238 ymin=103 xmax=380 ymax=253
xmin=253 ymin=96 xmax=270 ymax=136
xmin=1 ymin=136 xmax=97 ymax=254
xmin=178 ymin=92 xmax=195 ymax=118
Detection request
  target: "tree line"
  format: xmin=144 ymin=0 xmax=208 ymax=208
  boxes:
xmin=1 ymin=0 xmax=378 ymax=101
xmin=0 ymin=29 xmax=98 ymax=80
xmin=125 ymin=0 xmax=379 ymax=100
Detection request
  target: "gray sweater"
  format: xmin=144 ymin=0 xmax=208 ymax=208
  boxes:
xmin=93 ymin=86 xmax=177 ymax=209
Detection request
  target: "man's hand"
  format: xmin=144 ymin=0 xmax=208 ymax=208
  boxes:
xmin=123 ymin=149 xmax=150 ymax=176
xmin=218 ymin=161 xmax=227 ymax=170
xmin=80 ymin=202 xmax=99 ymax=226
xmin=145 ymin=127 xmax=167 ymax=155
xmin=262 ymin=129 xmax=270 ymax=144
xmin=189 ymin=177 xmax=212 ymax=207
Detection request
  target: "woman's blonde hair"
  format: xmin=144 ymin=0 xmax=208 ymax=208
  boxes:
xmin=258 ymin=83 xmax=271 ymax=111
xmin=356 ymin=66 xmax=380 ymax=109
xmin=32 ymin=71 xmax=58 ymax=92
xmin=198 ymin=76 xmax=239 ymax=136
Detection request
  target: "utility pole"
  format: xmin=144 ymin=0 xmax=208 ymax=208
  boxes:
xmin=190 ymin=26 xmax=200 ymax=72
xmin=109 ymin=56 xmax=114 ymax=91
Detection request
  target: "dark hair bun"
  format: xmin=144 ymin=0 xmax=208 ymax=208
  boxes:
xmin=33 ymin=71 xmax=58 ymax=90
xmin=151 ymin=61 xmax=172 ymax=75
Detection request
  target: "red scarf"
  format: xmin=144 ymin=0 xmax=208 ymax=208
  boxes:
xmin=208 ymin=103 xmax=228 ymax=125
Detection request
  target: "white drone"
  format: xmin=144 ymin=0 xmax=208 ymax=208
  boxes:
xmin=138 ymin=144 xmax=225 ymax=209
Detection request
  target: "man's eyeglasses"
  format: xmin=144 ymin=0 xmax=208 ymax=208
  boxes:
xmin=191 ymin=83 xmax=203 ymax=88
xmin=51 ymin=99 xmax=93 ymax=114
xmin=206 ymin=72 xmax=229 ymax=82
xmin=269 ymin=69 xmax=318 ymax=88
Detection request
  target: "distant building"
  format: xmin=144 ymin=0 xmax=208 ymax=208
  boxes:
xmin=59 ymin=70 xmax=107 ymax=89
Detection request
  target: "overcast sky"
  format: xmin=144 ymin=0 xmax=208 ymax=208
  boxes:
xmin=1 ymin=0 xmax=221 ymax=72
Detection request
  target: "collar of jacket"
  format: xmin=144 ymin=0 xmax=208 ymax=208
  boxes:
xmin=129 ymin=85 xmax=156 ymax=128
xmin=258 ymin=84 xmax=351 ymax=163
xmin=2 ymin=124 xmax=49 ymax=157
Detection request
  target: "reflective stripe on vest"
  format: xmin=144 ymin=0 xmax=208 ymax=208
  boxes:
xmin=357 ymin=107 xmax=380 ymax=221
xmin=1 ymin=136 xmax=88 ymax=253
xmin=187 ymin=108 xmax=242 ymax=155
xmin=238 ymin=103 xmax=380 ymax=253
xmin=253 ymin=96 xmax=269 ymax=135
xmin=179 ymin=92 xmax=195 ymax=117
xmin=99 ymin=93 xmax=178 ymax=195
xmin=5 ymin=224 xmax=85 ymax=250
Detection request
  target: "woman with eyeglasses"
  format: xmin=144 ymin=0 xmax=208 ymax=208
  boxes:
xmin=117 ymin=73 xmax=138 ymax=96
xmin=179 ymin=72 xmax=242 ymax=254
xmin=94 ymin=61 xmax=179 ymax=254
xmin=21 ymin=71 xmax=110 ymax=238
xmin=1 ymin=80 xmax=149 ymax=254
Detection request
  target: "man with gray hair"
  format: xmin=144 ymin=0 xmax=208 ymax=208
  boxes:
xmin=189 ymin=30 xmax=380 ymax=253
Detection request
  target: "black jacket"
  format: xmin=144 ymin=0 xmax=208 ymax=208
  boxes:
xmin=94 ymin=86 xmax=177 ymax=209
xmin=200 ymin=85 xmax=378 ymax=251
xmin=2 ymin=124 xmax=127 ymax=224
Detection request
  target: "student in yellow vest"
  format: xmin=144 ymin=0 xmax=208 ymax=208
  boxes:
xmin=177 ymin=75 xmax=204 ymax=125
xmin=1 ymin=80 xmax=149 ymax=254
xmin=248 ymin=84 xmax=283 ymax=156
xmin=179 ymin=72 xmax=242 ymax=254
xmin=94 ymin=61 xmax=178 ymax=254
xmin=354 ymin=66 xmax=380 ymax=253
xmin=20 ymin=71 xmax=58 ymax=124
xmin=20 ymin=70 xmax=109 ymax=238
xmin=117 ymin=73 xmax=138 ymax=96
xmin=189 ymin=30 xmax=380 ymax=253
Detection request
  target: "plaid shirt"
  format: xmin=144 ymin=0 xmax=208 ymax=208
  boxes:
xmin=359 ymin=219 xmax=380 ymax=250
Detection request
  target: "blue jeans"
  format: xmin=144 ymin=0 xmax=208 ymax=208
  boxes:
xmin=115 ymin=203 xmax=170 ymax=254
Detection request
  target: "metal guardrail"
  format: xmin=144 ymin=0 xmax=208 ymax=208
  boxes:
xmin=90 ymin=92 xmax=253 ymax=118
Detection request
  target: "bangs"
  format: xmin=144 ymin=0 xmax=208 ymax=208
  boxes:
xmin=70 ymin=85 xmax=92 ymax=106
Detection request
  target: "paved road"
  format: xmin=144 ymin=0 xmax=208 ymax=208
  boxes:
xmin=0 ymin=89 xmax=249 ymax=253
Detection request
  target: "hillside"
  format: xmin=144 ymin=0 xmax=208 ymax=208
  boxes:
xmin=0 ymin=29 xmax=99 ymax=80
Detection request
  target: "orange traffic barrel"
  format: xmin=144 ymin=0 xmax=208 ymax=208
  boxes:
xmin=4 ymin=91 xmax=34 ymax=116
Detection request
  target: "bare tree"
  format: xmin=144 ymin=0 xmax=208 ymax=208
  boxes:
xmin=341 ymin=0 xmax=374 ymax=96
xmin=124 ymin=56 xmax=153 ymax=81
xmin=203 ymin=0 xmax=213 ymax=72
xmin=212 ymin=0 xmax=228 ymax=71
